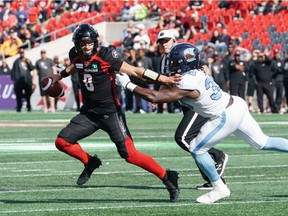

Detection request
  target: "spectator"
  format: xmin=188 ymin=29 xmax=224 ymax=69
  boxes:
xmin=0 ymin=2 xmax=13 ymax=21
xmin=147 ymin=1 xmax=161 ymax=18
xmin=66 ymin=57 xmax=82 ymax=112
xmin=245 ymin=49 xmax=260 ymax=112
xmin=0 ymin=58 xmax=11 ymax=75
xmin=51 ymin=0 xmax=66 ymax=17
xmin=0 ymin=29 xmax=23 ymax=58
xmin=207 ymin=29 xmax=227 ymax=53
xmin=122 ymin=48 xmax=136 ymax=112
xmin=19 ymin=28 xmax=37 ymax=49
xmin=132 ymin=23 xmax=150 ymax=50
xmin=133 ymin=48 xmax=153 ymax=113
xmin=134 ymin=3 xmax=148 ymax=21
xmin=88 ymin=0 xmax=103 ymax=12
xmin=254 ymin=0 xmax=268 ymax=15
xmin=10 ymin=48 xmax=36 ymax=112
xmin=220 ymin=0 xmax=242 ymax=10
xmin=2 ymin=10 xmax=18 ymax=29
xmin=35 ymin=49 xmax=58 ymax=113
xmin=227 ymin=50 xmax=246 ymax=99
xmin=53 ymin=55 xmax=65 ymax=74
xmin=122 ymin=20 xmax=136 ymax=38
xmin=251 ymin=52 xmax=277 ymax=114
xmin=36 ymin=0 xmax=53 ymax=22
xmin=186 ymin=0 xmax=204 ymax=10
xmin=122 ymin=28 xmax=135 ymax=50
xmin=221 ymin=27 xmax=232 ymax=47
xmin=53 ymin=55 xmax=65 ymax=110
xmin=129 ymin=0 xmax=142 ymax=20
xmin=271 ymin=49 xmax=285 ymax=113
xmin=118 ymin=0 xmax=133 ymax=21
xmin=179 ymin=9 xmax=191 ymax=34
xmin=263 ymin=0 xmax=286 ymax=15
xmin=211 ymin=51 xmax=229 ymax=92
xmin=15 ymin=3 xmax=28 ymax=28
xmin=283 ymin=50 xmax=288 ymax=113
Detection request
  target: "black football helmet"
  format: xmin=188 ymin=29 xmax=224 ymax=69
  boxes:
xmin=72 ymin=24 xmax=99 ymax=59
xmin=167 ymin=42 xmax=200 ymax=75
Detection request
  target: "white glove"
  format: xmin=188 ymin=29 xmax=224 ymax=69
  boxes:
xmin=116 ymin=73 xmax=137 ymax=91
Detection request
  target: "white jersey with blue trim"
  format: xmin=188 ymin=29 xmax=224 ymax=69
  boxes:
xmin=177 ymin=69 xmax=230 ymax=118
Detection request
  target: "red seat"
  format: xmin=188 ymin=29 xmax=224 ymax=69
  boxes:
xmin=29 ymin=7 xmax=38 ymax=23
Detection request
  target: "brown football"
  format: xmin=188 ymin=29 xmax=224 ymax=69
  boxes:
xmin=40 ymin=76 xmax=64 ymax=98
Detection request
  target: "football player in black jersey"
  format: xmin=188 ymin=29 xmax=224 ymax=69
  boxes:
xmin=50 ymin=24 xmax=179 ymax=202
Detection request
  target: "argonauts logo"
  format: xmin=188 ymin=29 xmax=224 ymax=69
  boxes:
xmin=184 ymin=48 xmax=196 ymax=62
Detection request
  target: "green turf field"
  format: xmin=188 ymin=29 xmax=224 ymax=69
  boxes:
xmin=1 ymin=111 xmax=288 ymax=216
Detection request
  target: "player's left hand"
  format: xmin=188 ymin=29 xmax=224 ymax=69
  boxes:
xmin=159 ymin=74 xmax=182 ymax=86
xmin=116 ymin=73 xmax=131 ymax=87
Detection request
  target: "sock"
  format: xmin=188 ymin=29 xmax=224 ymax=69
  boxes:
xmin=192 ymin=152 xmax=220 ymax=182
xmin=55 ymin=137 xmax=90 ymax=164
xmin=262 ymin=137 xmax=288 ymax=152
xmin=211 ymin=178 xmax=226 ymax=188
xmin=124 ymin=136 xmax=166 ymax=179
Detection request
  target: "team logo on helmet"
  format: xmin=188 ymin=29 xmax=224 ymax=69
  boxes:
xmin=184 ymin=48 xmax=196 ymax=62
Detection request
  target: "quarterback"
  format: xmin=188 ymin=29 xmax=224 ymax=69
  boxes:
xmin=49 ymin=24 xmax=180 ymax=202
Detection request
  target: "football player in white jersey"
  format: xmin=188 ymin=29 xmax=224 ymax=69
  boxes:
xmin=156 ymin=30 xmax=228 ymax=190
xmin=116 ymin=42 xmax=288 ymax=204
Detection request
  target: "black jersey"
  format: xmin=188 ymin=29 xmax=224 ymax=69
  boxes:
xmin=69 ymin=46 xmax=123 ymax=114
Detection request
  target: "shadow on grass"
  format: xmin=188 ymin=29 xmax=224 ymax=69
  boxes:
xmin=44 ymin=185 xmax=165 ymax=190
xmin=0 ymin=197 xmax=171 ymax=204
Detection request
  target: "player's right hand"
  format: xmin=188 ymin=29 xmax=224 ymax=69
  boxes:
xmin=50 ymin=74 xmax=62 ymax=83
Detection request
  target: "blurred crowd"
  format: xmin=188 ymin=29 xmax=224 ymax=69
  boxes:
xmin=114 ymin=24 xmax=288 ymax=114
xmin=0 ymin=0 xmax=104 ymax=58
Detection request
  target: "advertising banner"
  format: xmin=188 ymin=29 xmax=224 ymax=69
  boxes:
xmin=0 ymin=76 xmax=77 ymax=111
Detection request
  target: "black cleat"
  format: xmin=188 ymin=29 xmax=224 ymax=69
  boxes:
xmin=164 ymin=170 xmax=180 ymax=202
xmin=196 ymin=182 xmax=212 ymax=190
xmin=196 ymin=178 xmax=226 ymax=190
xmin=215 ymin=154 xmax=229 ymax=176
xmin=77 ymin=155 xmax=102 ymax=186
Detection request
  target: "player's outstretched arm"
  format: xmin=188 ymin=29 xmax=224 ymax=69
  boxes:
xmin=119 ymin=61 xmax=181 ymax=86
xmin=116 ymin=73 xmax=186 ymax=103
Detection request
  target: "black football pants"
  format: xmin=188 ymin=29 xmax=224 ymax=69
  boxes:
xmin=174 ymin=107 xmax=226 ymax=182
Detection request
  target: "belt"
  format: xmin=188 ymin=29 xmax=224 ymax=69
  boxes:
xmin=226 ymin=96 xmax=234 ymax=108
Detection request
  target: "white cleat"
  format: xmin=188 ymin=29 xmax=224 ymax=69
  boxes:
xmin=196 ymin=185 xmax=230 ymax=204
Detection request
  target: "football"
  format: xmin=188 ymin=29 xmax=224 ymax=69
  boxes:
xmin=40 ymin=76 xmax=65 ymax=98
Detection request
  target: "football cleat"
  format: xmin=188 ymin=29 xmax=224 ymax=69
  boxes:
xmin=77 ymin=155 xmax=102 ymax=186
xmin=216 ymin=154 xmax=229 ymax=176
xmin=163 ymin=170 xmax=180 ymax=202
xmin=196 ymin=184 xmax=230 ymax=204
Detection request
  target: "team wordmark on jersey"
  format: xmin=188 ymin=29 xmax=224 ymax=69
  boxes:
xmin=85 ymin=64 xmax=98 ymax=72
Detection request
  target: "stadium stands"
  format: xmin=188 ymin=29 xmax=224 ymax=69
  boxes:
xmin=1 ymin=0 xmax=287 ymax=58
